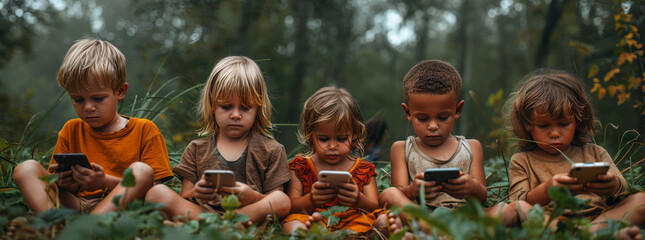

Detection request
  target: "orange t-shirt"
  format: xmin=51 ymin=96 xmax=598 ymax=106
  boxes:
xmin=48 ymin=116 xmax=173 ymax=197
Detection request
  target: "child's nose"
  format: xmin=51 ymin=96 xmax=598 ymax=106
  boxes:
xmin=84 ymin=102 xmax=96 ymax=112
xmin=427 ymin=121 xmax=439 ymax=131
xmin=549 ymin=129 xmax=561 ymax=138
xmin=230 ymin=109 xmax=242 ymax=119
xmin=328 ymin=140 xmax=338 ymax=150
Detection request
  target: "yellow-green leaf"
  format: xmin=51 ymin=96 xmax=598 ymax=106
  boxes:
xmin=598 ymin=88 xmax=607 ymax=99
xmin=604 ymin=68 xmax=620 ymax=82
xmin=588 ymin=64 xmax=599 ymax=78
xmin=617 ymin=93 xmax=630 ymax=105
xmin=608 ymin=85 xmax=617 ymax=97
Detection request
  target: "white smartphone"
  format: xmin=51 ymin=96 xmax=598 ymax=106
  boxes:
xmin=318 ymin=170 xmax=352 ymax=188
xmin=203 ymin=170 xmax=236 ymax=190
xmin=569 ymin=162 xmax=610 ymax=185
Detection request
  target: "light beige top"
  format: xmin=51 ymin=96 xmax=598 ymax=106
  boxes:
xmin=406 ymin=135 xmax=471 ymax=209
xmin=509 ymin=144 xmax=627 ymax=216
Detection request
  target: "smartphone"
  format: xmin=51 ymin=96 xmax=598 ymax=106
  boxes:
xmin=424 ymin=168 xmax=460 ymax=185
xmin=569 ymin=162 xmax=610 ymax=185
xmin=318 ymin=170 xmax=352 ymax=188
xmin=204 ymin=170 xmax=236 ymax=190
xmin=53 ymin=153 xmax=92 ymax=172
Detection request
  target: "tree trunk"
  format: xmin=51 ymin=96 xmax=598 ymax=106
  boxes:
xmin=457 ymin=0 xmax=472 ymax=134
xmin=535 ymin=0 xmax=570 ymax=67
xmin=416 ymin=12 xmax=430 ymax=61
xmin=286 ymin=0 xmax=309 ymax=124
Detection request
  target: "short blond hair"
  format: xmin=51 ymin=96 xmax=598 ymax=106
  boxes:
xmin=197 ymin=56 xmax=273 ymax=138
xmin=57 ymin=38 xmax=126 ymax=93
xmin=298 ymin=86 xmax=365 ymax=156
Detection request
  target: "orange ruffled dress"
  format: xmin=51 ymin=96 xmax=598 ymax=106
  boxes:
xmin=283 ymin=156 xmax=385 ymax=233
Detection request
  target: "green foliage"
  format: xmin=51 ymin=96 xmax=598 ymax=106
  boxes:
xmin=120 ymin=168 xmax=136 ymax=188
xmin=320 ymin=205 xmax=350 ymax=227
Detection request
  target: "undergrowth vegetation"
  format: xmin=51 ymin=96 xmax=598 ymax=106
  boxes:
xmin=1 ymin=82 xmax=644 ymax=239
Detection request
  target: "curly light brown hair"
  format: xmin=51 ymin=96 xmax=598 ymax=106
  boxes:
xmin=403 ymin=60 xmax=462 ymax=102
xmin=508 ymin=69 xmax=595 ymax=151
xmin=298 ymin=86 xmax=366 ymax=157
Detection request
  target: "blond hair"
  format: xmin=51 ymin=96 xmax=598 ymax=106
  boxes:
xmin=298 ymin=86 xmax=365 ymax=156
xmin=197 ymin=56 xmax=273 ymax=138
xmin=507 ymin=69 xmax=595 ymax=151
xmin=57 ymin=38 xmax=126 ymax=93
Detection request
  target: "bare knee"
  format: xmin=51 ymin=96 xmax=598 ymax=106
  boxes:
xmin=267 ymin=191 xmax=291 ymax=219
xmin=145 ymin=184 xmax=173 ymax=206
xmin=129 ymin=162 xmax=154 ymax=187
xmin=13 ymin=160 xmax=46 ymax=182
xmin=379 ymin=187 xmax=405 ymax=208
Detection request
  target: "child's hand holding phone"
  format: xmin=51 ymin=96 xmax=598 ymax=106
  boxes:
xmin=583 ymin=172 xmax=618 ymax=197
xmin=336 ymin=178 xmax=360 ymax=207
xmin=49 ymin=164 xmax=80 ymax=193
xmin=405 ymin=173 xmax=440 ymax=202
xmin=310 ymin=180 xmax=337 ymax=206
xmin=441 ymin=171 xmax=479 ymax=199
xmin=71 ymin=163 xmax=108 ymax=192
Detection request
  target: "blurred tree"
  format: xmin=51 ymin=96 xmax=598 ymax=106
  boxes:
xmin=0 ymin=0 xmax=61 ymax=69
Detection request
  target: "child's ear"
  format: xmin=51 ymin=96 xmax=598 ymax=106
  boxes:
xmin=116 ymin=83 xmax=129 ymax=101
xmin=402 ymin=103 xmax=412 ymax=120
xmin=454 ymin=100 xmax=465 ymax=119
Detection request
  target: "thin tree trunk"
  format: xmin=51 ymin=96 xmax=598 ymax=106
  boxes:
xmin=287 ymin=0 xmax=309 ymax=124
xmin=535 ymin=0 xmax=570 ymax=67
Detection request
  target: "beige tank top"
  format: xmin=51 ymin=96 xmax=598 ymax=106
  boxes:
xmin=405 ymin=135 xmax=471 ymax=209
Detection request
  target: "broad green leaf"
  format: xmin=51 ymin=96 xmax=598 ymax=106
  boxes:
xmin=233 ymin=213 xmax=250 ymax=223
xmin=121 ymin=167 xmax=136 ymax=187
xmin=327 ymin=205 xmax=349 ymax=214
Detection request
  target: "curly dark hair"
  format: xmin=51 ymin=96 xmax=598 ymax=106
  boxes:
xmin=403 ymin=60 xmax=462 ymax=102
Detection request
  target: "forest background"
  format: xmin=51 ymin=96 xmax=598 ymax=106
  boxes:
xmin=0 ymin=0 xmax=644 ymax=237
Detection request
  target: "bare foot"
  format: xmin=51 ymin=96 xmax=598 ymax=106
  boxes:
xmin=305 ymin=212 xmax=323 ymax=228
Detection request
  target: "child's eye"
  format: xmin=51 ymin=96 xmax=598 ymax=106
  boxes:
xmin=241 ymin=106 xmax=250 ymax=111
xmin=438 ymin=115 xmax=449 ymax=121
xmin=93 ymin=97 xmax=105 ymax=102
xmin=220 ymin=105 xmax=232 ymax=110
xmin=416 ymin=117 xmax=428 ymax=122
xmin=559 ymin=122 xmax=571 ymax=127
xmin=337 ymin=137 xmax=349 ymax=142
xmin=317 ymin=137 xmax=329 ymax=142
xmin=72 ymin=98 xmax=83 ymax=103
xmin=536 ymin=124 xmax=548 ymax=129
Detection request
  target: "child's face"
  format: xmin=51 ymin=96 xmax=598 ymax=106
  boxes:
xmin=402 ymin=92 xmax=464 ymax=147
xmin=528 ymin=111 xmax=576 ymax=155
xmin=214 ymin=94 xmax=258 ymax=139
xmin=312 ymin=121 xmax=353 ymax=165
xmin=68 ymin=79 xmax=127 ymax=133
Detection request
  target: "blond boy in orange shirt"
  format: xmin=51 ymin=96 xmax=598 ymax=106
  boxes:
xmin=12 ymin=38 xmax=173 ymax=214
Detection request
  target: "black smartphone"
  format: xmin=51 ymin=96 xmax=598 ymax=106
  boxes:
xmin=423 ymin=168 xmax=460 ymax=185
xmin=53 ymin=153 xmax=92 ymax=172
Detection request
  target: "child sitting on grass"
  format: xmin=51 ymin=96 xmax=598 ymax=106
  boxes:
xmin=282 ymin=86 xmax=387 ymax=234
xmin=13 ymin=37 xmax=173 ymax=214
xmin=507 ymin=69 xmax=645 ymax=237
xmin=145 ymin=56 xmax=291 ymax=224
xmin=378 ymin=60 xmax=527 ymax=231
